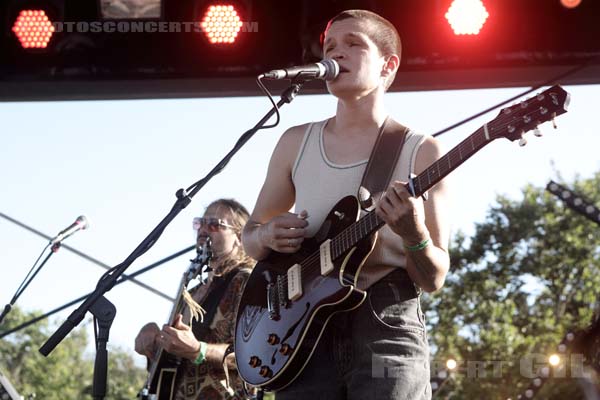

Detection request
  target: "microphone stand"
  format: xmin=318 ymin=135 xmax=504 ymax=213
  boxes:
xmin=90 ymin=296 xmax=116 ymax=400
xmin=0 ymin=245 xmax=195 ymax=339
xmin=0 ymin=242 xmax=62 ymax=326
xmin=39 ymin=81 xmax=305 ymax=399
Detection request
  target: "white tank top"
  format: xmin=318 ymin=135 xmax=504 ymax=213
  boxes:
xmin=291 ymin=118 xmax=427 ymax=289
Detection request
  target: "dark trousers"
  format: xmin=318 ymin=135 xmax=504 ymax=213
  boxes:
xmin=276 ymin=268 xmax=431 ymax=400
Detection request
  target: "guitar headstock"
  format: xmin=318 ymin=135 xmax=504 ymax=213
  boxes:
xmin=186 ymin=238 xmax=212 ymax=282
xmin=490 ymin=85 xmax=570 ymax=144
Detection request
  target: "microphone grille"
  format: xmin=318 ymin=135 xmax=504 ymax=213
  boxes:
xmin=321 ymin=59 xmax=340 ymax=81
xmin=76 ymin=215 xmax=90 ymax=230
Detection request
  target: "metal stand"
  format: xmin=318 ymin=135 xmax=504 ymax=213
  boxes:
xmin=90 ymin=296 xmax=116 ymax=400
xmin=0 ymin=242 xmax=60 ymax=326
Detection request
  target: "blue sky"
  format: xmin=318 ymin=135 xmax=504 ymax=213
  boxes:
xmin=1 ymin=84 xmax=598 ymax=367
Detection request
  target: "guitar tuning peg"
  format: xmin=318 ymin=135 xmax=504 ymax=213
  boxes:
xmin=534 ymin=127 xmax=543 ymax=137
xmin=519 ymin=135 xmax=528 ymax=147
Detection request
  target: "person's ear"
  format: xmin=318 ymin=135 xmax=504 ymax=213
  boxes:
xmin=382 ymin=54 xmax=400 ymax=77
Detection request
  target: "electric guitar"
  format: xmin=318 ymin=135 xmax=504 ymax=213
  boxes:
xmin=235 ymin=85 xmax=571 ymax=391
xmin=139 ymin=244 xmax=211 ymax=400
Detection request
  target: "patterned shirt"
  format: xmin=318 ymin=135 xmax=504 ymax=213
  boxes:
xmin=174 ymin=266 xmax=251 ymax=400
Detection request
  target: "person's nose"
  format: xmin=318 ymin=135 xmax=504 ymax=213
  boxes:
xmin=197 ymin=225 xmax=211 ymax=238
xmin=330 ymin=52 xmax=345 ymax=61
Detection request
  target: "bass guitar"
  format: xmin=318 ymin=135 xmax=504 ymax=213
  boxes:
xmin=139 ymin=242 xmax=211 ymax=400
xmin=235 ymin=85 xmax=570 ymax=391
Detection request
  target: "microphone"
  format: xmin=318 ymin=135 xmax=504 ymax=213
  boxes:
xmin=49 ymin=215 xmax=90 ymax=244
xmin=262 ymin=59 xmax=339 ymax=81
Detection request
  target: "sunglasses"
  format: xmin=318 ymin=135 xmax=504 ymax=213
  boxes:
xmin=192 ymin=217 xmax=235 ymax=232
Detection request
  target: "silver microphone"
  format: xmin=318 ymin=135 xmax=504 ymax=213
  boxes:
xmin=262 ymin=59 xmax=340 ymax=81
xmin=49 ymin=215 xmax=90 ymax=244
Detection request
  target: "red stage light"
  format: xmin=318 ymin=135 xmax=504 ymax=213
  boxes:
xmin=12 ymin=9 xmax=55 ymax=49
xmin=200 ymin=4 xmax=243 ymax=45
xmin=561 ymin=0 xmax=582 ymax=9
xmin=445 ymin=0 xmax=489 ymax=35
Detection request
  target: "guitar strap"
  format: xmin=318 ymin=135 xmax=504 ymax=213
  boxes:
xmin=191 ymin=269 xmax=239 ymax=339
xmin=358 ymin=116 xmax=409 ymax=210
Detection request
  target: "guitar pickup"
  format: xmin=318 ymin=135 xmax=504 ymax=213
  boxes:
xmin=319 ymin=239 xmax=334 ymax=275
xmin=287 ymin=264 xmax=303 ymax=301
xmin=276 ymin=274 xmax=289 ymax=308
xmin=266 ymin=281 xmax=280 ymax=320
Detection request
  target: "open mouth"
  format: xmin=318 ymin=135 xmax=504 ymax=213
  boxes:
xmin=338 ymin=65 xmax=350 ymax=73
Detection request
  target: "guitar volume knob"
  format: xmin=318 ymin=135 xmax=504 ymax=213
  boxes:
xmin=279 ymin=343 xmax=292 ymax=356
xmin=249 ymin=356 xmax=262 ymax=368
xmin=259 ymin=366 xmax=273 ymax=378
xmin=267 ymin=333 xmax=280 ymax=345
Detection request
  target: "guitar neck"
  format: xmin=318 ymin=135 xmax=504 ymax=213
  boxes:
xmin=146 ymin=269 xmax=195 ymax=382
xmin=329 ymin=84 xmax=570 ymax=259
xmin=412 ymin=126 xmax=490 ymax=196
xmin=331 ymin=126 xmax=492 ymax=258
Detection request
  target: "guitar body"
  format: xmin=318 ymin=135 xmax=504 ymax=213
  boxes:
xmin=235 ymin=196 xmax=376 ymax=391
xmin=140 ymin=354 xmax=182 ymax=400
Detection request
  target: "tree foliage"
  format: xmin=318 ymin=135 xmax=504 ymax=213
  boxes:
xmin=0 ymin=306 xmax=146 ymax=399
xmin=425 ymin=172 xmax=600 ymax=399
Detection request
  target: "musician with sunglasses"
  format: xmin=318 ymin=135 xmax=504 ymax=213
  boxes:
xmin=134 ymin=198 xmax=255 ymax=400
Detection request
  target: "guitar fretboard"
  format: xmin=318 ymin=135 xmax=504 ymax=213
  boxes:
xmin=330 ymin=126 xmax=490 ymax=259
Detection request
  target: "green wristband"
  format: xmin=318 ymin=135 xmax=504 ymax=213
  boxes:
xmin=405 ymin=238 xmax=430 ymax=252
xmin=193 ymin=341 xmax=208 ymax=365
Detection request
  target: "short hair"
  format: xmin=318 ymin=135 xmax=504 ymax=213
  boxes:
xmin=324 ymin=9 xmax=402 ymax=91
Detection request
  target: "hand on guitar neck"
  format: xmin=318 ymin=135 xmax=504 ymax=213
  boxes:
xmin=376 ymin=179 xmax=429 ymax=245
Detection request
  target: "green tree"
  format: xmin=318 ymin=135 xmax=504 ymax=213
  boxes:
xmin=425 ymin=172 xmax=600 ymax=399
xmin=0 ymin=306 xmax=146 ymax=399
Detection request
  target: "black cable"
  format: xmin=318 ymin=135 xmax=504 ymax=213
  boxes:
xmin=0 ymin=245 xmax=195 ymax=339
xmin=432 ymin=55 xmax=599 ymax=138
xmin=0 ymin=212 xmax=173 ymax=301
xmin=13 ymin=243 xmax=50 ymax=300
xmin=255 ymin=76 xmax=281 ymax=130
xmin=184 ymin=76 xmax=282 ymax=193
xmin=0 ymin=244 xmax=52 ymax=325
